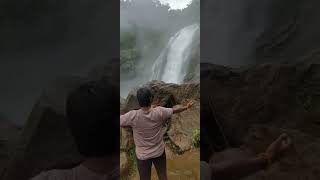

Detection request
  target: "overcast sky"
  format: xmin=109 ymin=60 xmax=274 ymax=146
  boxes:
xmin=158 ymin=0 xmax=192 ymax=10
xmin=122 ymin=0 xmax=192 ymax=10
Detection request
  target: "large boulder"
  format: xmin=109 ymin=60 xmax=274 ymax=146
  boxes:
xmin=122 ymin=88 xmax=140 ymax=113
xmin=122 ymin=81 xmax=199 ymax=112
xmin=201 ymin=56 xmax=320 ymax=179
xmin=168 ymin=102 xmax=200 ymax=151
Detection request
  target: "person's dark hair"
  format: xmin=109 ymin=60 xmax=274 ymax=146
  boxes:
xmin=137 ymin=87 xmax=153 ymax=107
xmin=66 ymin=78 xmax=119 ymax=158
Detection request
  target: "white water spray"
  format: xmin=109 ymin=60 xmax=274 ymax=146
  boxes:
xmin=151 ymin=24 xmax=199 ymax=83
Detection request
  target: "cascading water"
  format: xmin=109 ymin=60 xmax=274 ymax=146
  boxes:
xmin=151 ymin=24 xmax=199 ymax=83
xmin=120 ymin=24 xmax=199 ymax=98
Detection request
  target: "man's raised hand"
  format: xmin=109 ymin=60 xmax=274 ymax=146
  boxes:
xmin=186 ymin=101 xmax=195 ymax=109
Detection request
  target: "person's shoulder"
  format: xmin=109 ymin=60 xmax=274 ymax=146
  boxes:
xmin=153 ymin=106 xmax=164 ymax=111
xmin=153 ymin=106 xmax=172 ymax=113
xmin=129 ymin=109 xmax=139 ymax=116
xmin=122 ymin=109 xmax=138 ymax=116
xmin=154 ymin=106 xmax=166 ymax=109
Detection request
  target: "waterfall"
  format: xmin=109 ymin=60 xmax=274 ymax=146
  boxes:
xmin=151 ymin=24 xmax=199 ymax=84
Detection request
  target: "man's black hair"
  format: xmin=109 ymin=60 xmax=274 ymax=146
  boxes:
xmin=136 ymin=87 xmax=153 ymax=107
xmin=66 ymin=78 xmax=119 ymax=158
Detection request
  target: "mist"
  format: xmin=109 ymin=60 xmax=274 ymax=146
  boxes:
xmin=120 ymin=0 xmax=199 ymax=97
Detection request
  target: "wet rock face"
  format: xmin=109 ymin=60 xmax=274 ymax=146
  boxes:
xmin=201 ymin=57 xmax=320 ymax=179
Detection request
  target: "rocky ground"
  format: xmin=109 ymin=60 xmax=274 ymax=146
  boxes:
xmin=201 ymin=56 xmax=320 ymax=180
xmin=120 ymin=81 xmax=200 ymax=179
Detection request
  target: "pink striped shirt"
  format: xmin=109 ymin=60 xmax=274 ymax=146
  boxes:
xmin=120 ymin=107 xmax=173 ymax=160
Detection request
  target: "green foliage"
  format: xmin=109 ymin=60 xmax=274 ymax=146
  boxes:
xmin=192 ymin=128 xmax=200 ymax=148
xmin=124 ymin=147 xmax=137 ymax=179
xmin=120 ymin=30 xmax=140 ymax=74
xmin=128 ymin=148 xmax=137 ymax=168
xmin=120 ymin=48 xmax=141 ymax=73
xmin=120 ymin=27 xmax=163 ymax=75
xmin=120 ymin=30 xmax=138 ymax=50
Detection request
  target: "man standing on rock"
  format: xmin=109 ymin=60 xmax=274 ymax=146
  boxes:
xmin=120 ymin=87 xmax=194 ymax=180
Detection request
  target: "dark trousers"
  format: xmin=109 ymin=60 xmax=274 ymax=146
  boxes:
xmin=136 ymin=151 xmax=167 ymax=180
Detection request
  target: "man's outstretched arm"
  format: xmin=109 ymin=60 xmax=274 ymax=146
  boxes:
xmin=212 ymin=156 xmax=268 ymax=180
xmin=120 ymin=111 xmax=134 ymax=128
xmin=211 ymin=134 xmax=291 ymax=180
xmin=172 ymin=101 xmax=194 ymax=114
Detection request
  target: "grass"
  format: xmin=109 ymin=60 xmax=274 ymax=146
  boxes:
xmin=192 ymin=128 xmax=200 ymax=148
xmin=128 ymin=148 xmax=137 ymax=169
xmin=120 ymin=148 xmax=137 ymax=180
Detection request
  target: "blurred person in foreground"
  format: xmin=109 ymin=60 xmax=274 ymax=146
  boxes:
xmin=31 ymin=78 xmax=119 ymax=180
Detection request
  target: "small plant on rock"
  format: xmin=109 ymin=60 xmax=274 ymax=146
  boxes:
xmin=192 ymin=128 xmax=200 ymax=148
